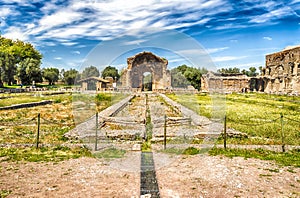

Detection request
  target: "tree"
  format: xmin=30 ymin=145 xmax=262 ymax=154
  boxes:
xmin=43 ymin=67 xmax=59 ymax=85
xmin=171 ymin=65 xmax=208 ymax=90
xmin=171 ymin=68 xmax=190 ymax=88
xmin=242 ymin=67 xmax=258 ymax=77
xmin=63 ymin=68 xmax=79 ymax=85
xmin=101 ymin=66 xmax=120 ymax=80
xmin=0 ymin=36 xmax=42 ymax=86
xmin=217 ymin=67 xmax=240 ymax=74
xmin=81 ymin=65 xmax=99 ymax=79
xmin=17 ymin=58 xmax=42 ymax=85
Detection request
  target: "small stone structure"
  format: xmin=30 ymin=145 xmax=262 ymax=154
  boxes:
xmin=201 ymin=72 xmax=250 ymax=93
xmin=256 ymin=45 xmax=300 ymax=94
xmin=78 ymin=77 xmax=113 ymax=91
xmin=120 ymin=51 xmax=171 ymax=91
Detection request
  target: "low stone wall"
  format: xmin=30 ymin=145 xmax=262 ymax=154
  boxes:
xmin=159 ymin=93 xmax=211 ymax=126
xmin=65 ymin=94 xmax=135 ymax=139
xmin=0 ymin=100 xmax=53 ymax=111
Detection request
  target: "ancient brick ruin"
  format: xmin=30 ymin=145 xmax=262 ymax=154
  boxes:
xmin=120 ymin=51 xmax=171 ymax=91
xmin=201 ymin=72 xmax=250 ymax=93
xmin=257 ymin=46 xmax=300 ymax=94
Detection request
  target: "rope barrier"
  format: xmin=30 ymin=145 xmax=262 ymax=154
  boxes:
xmin=284 ymin=116 xmax=300 ymax=124
xmin=227 ymin=117 xmax=280 ymax=126
xmin=40 ymin=117 xmax=74 ymax=126
xmin=0 ymin=116 xmax=36 ymax=126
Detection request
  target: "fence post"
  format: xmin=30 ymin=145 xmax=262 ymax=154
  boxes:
xmin=95 ymin=112 xmax=98 ymax=151
xmin=224 ymin=114 xmax=227 ymax=150
xmin=280 ymin=113 xmax=285 ymax=152
xmin=36 ymin=113 xmax=40 ymax=149
xmin=164 ymin=114 xmax=167 ymax=150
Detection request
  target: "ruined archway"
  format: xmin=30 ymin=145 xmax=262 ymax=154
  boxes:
xmin=121 ymin=51 xmax=171 ymax=91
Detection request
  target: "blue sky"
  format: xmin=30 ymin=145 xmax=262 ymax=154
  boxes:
xmin=0 ymin=0 xmax=300 ymax=72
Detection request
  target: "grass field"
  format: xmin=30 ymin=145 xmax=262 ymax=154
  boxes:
xmin=0 ymin=92 xmax=128 ymax=161
xmin=166 ymin=92 xmax=300 ymax=145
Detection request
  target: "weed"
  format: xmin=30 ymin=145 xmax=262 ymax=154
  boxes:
xmin=93 ymin=147 xmax=126 ymax=159
xmin=0 ymin=190 xmax=12 ymax=198
xmin=0 ymin=146 xmax=92 ymax=162
xmin=209 ymin=147 xmax=300 ymax=167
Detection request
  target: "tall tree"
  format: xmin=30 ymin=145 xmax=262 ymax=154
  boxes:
xmin=81 ymin=65 xmax=99 ymax=79
xmin=101 ymin=66 xmax=120 ymax=80
xmin=171 ymin=65 xmax=208 ymax=90
xmin=0 ymin=36 xmax=42 ymax=86
xmin=242 ymin=67 xmax=259 ymax=77
xmin=63 ymin=68 xmax=79 ymax=85
xmin=43 ymin=67 xmax=59 ymax=85
xmin=17 ymin=58 xmax=42 ymax=85
xmin=217 ymin=67 xmax=240 ymax=74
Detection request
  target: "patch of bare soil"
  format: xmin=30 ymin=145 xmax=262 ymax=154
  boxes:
xmin=156 ymin=154 xmax=300 ymax=197
xmin=0 ymin=157 xmax=139 ymax=197
xmin=1 ymin=153 xmax=299 ymax=198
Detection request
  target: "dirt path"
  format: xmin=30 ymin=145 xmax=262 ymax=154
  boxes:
xmin=1 ymin=152 xmax=299 ymax=197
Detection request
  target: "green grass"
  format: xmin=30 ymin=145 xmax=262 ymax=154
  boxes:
xmin=166 ymin=92 xmax=300 ymax=145
xmin=0 ymin=190 xmax=12 ymax=198
xmin=209 ymin=147 xmax=300 ymax=167
xmin=0 ymin=93 xmax=69 ymax=107
xmin=161 ymin=146 xmax=210 ymax=155
xmin=93 ymin=147 xmax=126 ymax=159
xmin=0 ymin=146 xmax=92 ymax=162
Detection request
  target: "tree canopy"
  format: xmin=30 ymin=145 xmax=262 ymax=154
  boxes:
xmin=171 ymin=64 xmax=208 ymax=90
xmin=81 ymin=66 xmax=100 ymax=79
xmin=0 ymin=36 xmax=42 ymax=86
xmin=43 ymin=67 xmax=59 ymax=85
xmin=63 ymin=68 xmax=79 ymax=85
xmin=217 ymin=67 xmax=240 ymax=74
xmin=101 ymin=66 xmax=120 ymax=80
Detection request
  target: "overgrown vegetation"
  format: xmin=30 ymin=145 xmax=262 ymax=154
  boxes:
xmin=142 ymin=94 xmax=153 ymax=152
xmin=0 ymin=92 xmax=128 ymax=162
xmin=0 ymin=146 xmax=92 ymax=162
xmin=167 ymin=93 xmax=300 ymax=145
xmin=93 ymin=147 xmax=126 ymax=159
xmin=209 ymin=147 xmax=300 ymax=167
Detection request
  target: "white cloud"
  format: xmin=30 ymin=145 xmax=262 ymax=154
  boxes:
xmin=54 ymin=57 xmax=62 ymax=60
xmin=0 ymin=7 xmax=12 ymax=18
xmin=263 ymin=36 xmax=272 ymax=41
xmin=212 ymin=56 xmax=247 ymax=62
xmin=3 ymin=26 xmax=29 ymax=41
xmin=250 ymin=7 xmax=293 ymax=23
xmin=11 ymin=0 xmax=230 ymax=42
xmin=71 ymin=51 xmax=80 ymax=55
xmin=206 ymin=47 xmax=229 ymax=54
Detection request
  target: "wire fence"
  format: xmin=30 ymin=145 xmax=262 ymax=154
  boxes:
xmin=0 ymin=111 xmax=299 ymax=152
xmin=0 ymin=113 xmax=74 ymax=148
xmin=224 ymin=113 xmax=300 ymax=152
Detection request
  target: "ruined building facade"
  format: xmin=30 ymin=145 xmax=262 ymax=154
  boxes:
xmin=258 ymin=46 xmax=300 ymax=94
xmin=201 ymin=46 xmax=300 ymax=94
xmin=120 ymin=51 xmax=171 ymax=91
xmin=201 ymin=72 xmax=250 ymax=93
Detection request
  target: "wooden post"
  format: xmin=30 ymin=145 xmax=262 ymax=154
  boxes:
xmin=280 ymin=113 xmax=285 ymax=152
xmin=224 ymin=114 xmax=227 ymax=150
xmin=95 ymin=112 xmax=99 ymax=151
xmin=164 ymin=114 xmax=167 ymax=150
xmin=36 ymin=113 xmax=40 ymax=149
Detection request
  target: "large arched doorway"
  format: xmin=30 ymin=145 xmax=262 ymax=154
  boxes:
xmin=121 ymin=51 xmax=171 ymax=91
xmin=142 ymin=72 xmax=152 ymax=91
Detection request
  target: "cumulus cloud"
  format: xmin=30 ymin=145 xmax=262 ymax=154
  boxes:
xmin=263 ymin=36 xmax=272 ymax=41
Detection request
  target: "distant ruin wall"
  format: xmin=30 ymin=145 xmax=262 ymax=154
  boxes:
xmin=259 ymin=46 xmax=300 ymax=94
xmin=201 ymin=72 xmax=250 ymax=93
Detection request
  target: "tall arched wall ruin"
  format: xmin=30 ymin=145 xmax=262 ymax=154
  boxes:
xmin=260 ymin=46 xmax=300 ymax=94
xmin=120 ymin=51 xmax=171 ymax=91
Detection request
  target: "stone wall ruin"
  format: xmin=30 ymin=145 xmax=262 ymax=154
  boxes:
xmin=120 ymin=51 xmax=171 ymax=91
xmin=258 ymin=46 xmax=300 ymax=94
